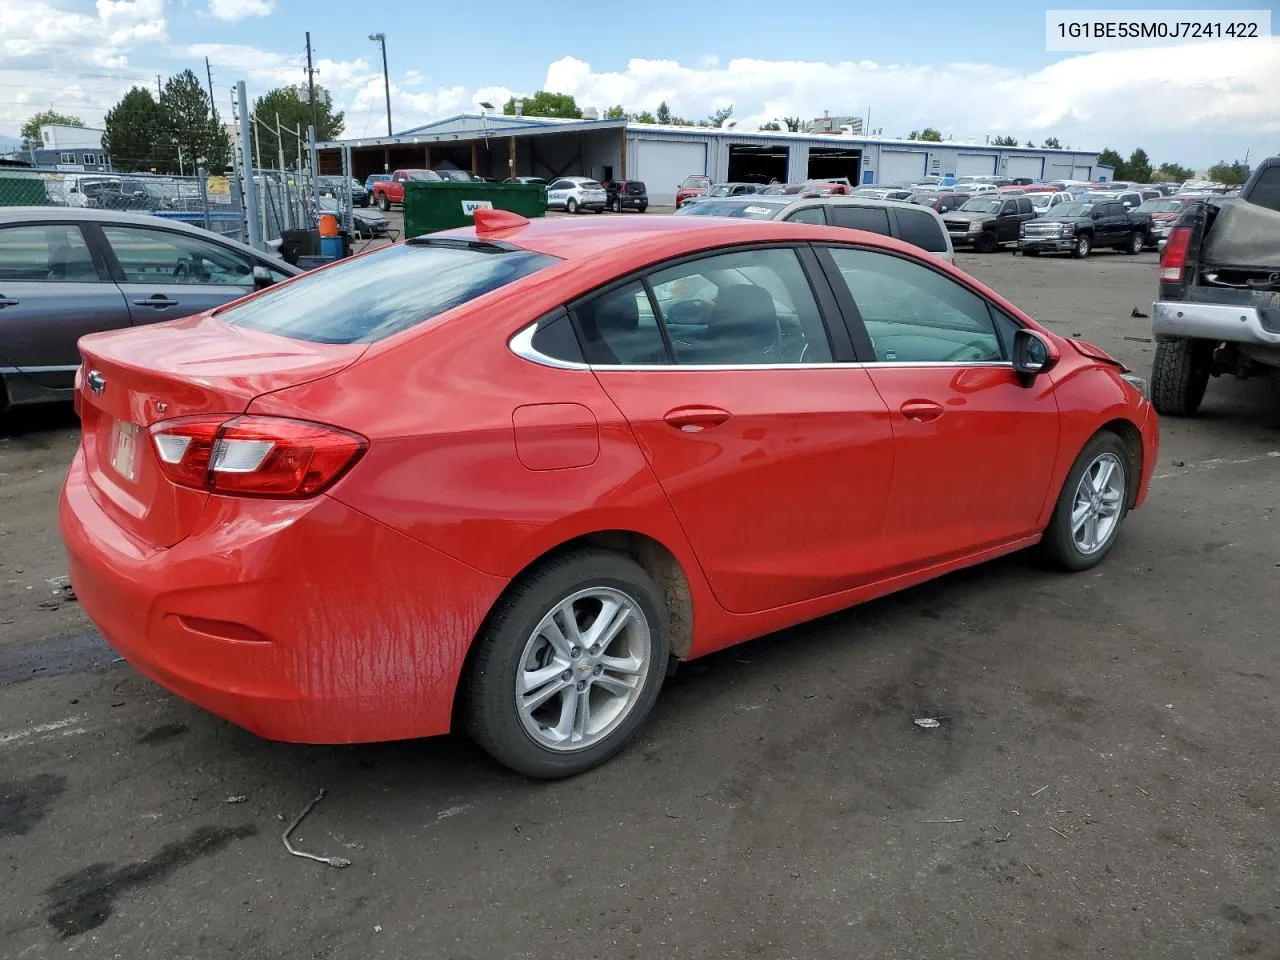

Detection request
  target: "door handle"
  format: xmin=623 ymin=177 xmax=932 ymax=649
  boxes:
xmin=133 ymin=295 xmax=179 ymax=308
xmin=0 ymin=296 xmax=18 ymax=308
xmin=663 ymin=405 xmax=731 ymax=432
xmin=900 ymin=399 xmax=944 ymax=423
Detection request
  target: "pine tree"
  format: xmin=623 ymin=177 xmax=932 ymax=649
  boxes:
xmin=160 ymin=70 xmax=224 ymax=174
xmin=103 ymin=88 xmax=163 ymax=171
xmin=1126 ymin=148 xmax=1153 ymax=183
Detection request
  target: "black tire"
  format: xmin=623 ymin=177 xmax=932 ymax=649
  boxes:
xmin=1150 ymin=337 xmax=1212 ymax=416
xmin=1071 ymin=233 xmax=1092 ymax=259
xmin=1023 ymin=247 xmax=1041 ymax=257
xmin=378 ymin=195 xmax=390 ymax=212
xmin=974 ymin=232 xmax=998 ymax=253
xmin=613 ymin=198 xmax=622 ymax=213
xmin=638 ymin=205 xmax=647 ymax=213
xmin=1125 ymin=231 xmax=1144 ymax=255
xmin=1040 ymin=431 xmax=1132 ymax=572
xmin=566 ymin=198 xmax=578 ymax=214
xmin=595 ymin=206 xmax=604 ymax=214
xmin=465 ymin=549 xmax=670 ymax=779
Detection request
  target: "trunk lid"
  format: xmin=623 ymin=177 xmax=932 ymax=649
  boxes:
xmin=76 ymin=313 xmax=365 ymax=548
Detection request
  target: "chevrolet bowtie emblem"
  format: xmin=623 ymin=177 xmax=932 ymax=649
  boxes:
xmin=87 ymin=370 xmax=106 ymax=396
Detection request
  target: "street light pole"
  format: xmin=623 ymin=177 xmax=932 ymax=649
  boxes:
xmin=369 ymin=33 xmax=392 ymax=137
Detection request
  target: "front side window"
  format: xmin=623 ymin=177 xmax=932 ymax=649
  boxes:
xmin=1016 ymin=198 xmax=1034 ymax=214
xmin=647 ymin=248 xmax=832 ymax=365
xmin=0 ymin=224 xmax=99 ymax=282
xmin=222 ymin=241 xmax=559 ymax=344
xmin=102 ymin=226 xmax=258 ymax=286
xmin=826 ymin=247 xmax=1003 ymax=364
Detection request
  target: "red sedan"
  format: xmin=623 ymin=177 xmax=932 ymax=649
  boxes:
xmin=61 ymin=210 xmax=1158 ymax=778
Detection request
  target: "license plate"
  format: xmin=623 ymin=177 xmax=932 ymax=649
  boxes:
xmin=109 ymin=420 xmax=141 ymax=482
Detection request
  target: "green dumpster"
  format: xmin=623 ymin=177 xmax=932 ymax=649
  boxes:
xmin=0 ymin=174 xmax=51 ymax=206
xmin=403 ymin=181 xmax=545 ymax=238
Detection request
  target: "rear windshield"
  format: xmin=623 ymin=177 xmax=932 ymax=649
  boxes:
xmin=682 ymin=176 xmax=712 ymax=188
xmin=674 ymin=199 xmax=787 ymax=220
xmin=220 ymin=242 xmax=560 ymax=344
xmin=625 ymin=182 xmax=646 ymax=193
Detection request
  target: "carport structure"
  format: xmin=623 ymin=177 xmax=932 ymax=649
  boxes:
xmin=315 ymin=114 xmax=629 ymax=185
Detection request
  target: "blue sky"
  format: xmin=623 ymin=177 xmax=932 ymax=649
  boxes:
xmin=2 ymin=0 xmax=1277 ymax=168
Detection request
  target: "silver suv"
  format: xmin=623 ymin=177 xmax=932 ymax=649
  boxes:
xmin=546 ymin=177 xmax=608 ymax=214
xmin=674 ymin=195 xmax=955 ymax=263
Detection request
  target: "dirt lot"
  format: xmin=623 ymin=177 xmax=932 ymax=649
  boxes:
xmin=2 ymin=242 xmax=1279 ymax=960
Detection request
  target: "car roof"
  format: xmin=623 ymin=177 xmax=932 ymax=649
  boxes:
xmin=0 ymin=207 xmax=298 ymax=272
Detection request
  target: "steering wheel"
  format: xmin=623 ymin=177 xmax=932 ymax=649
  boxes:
xmin=172 ymin=259 xmax=191 ymax=282
xmin=666 ymin=298 xmax=713 ymax=325
xmin=941 ymin=341 xmax=996 ymax=363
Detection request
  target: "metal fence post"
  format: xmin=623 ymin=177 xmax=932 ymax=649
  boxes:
xmin=237 ymin=81 xmax=262 ymax=250
xmin=197 ymin=166 xmax=210 ymax=233
xmin=308 ymin=124 xmax=320 ymax=229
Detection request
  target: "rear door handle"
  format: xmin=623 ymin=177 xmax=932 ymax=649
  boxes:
xmin=900 ymin=399 xmax=944 ymax=423
xmin=663 ymin=405 xmax=731 ymax=432
xmin=0 ymin=296 xmax=18 ymax=308
xmin=133 ymin=295 xmax=179 ymax=308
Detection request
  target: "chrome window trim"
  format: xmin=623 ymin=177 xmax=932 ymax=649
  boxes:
xmin=508 ymin=321 xmax=1012 ymax=372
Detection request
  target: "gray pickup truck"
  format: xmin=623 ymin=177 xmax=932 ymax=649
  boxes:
xmin=1150 ymin=157 xmax=1280 ymax=416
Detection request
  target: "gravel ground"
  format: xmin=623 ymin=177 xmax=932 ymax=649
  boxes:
xmin=1 ymin=243 xmax=1278 ymax=960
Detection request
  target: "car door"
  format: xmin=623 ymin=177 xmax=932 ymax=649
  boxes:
xmin=0 ymin=221 xmax=130 ymax=397
xmin=818 ymin=245 xmax=1060 ymax=570
xmin=1015 ymin=197 xmax=1036 ymax=234
xmin=573 ymin=244 xmax=896 ymax=615
xmin=546 ymin=179 xmax=571 ymax=209
xmin=997 ymin=200 xmax=1021 ymax=242
xmin=94 ymin=223 xmax=263 ymax=323
xmin=1097 ymin=202 xmax=1125 ymax=243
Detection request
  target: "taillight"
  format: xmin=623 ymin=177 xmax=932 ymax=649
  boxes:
xmin=1159 ymin=226 xmax=1190 ymax=282
xmin=149 ymin=415 xmax=367 ymax=498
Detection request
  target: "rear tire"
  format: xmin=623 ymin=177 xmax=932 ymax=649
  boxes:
xmin=613 ymin=198 xmax=622 ymax=213
xmin=1151 ymin=337 xmax=1212 ymax=416
xmin=1040 ymin=431 xmax=1131 ymax=572
xmin=1071 ymin=233 xmax=1091 ymax=259
xmin=465 ymin=549 xmax=670 ymax=779
xmin=1125 ymin=231 xmax=1144 ymax=255
xmin=378 ymin=195 xmax=390 ymax=212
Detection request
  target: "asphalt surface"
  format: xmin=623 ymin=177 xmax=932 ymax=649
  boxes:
xmin=2 ymin=243 xmax=1279 ymax=960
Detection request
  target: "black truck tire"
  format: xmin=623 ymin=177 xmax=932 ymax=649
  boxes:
xmin=1151 ymin=337 xmax=1212 ymax=416
xmin=974 ymin=231 xmax=998 ymax=253
xmin=1125 ymin=231 xmax=1145 ymax=254
xmin=1071 ymin=233 xmax=1092 ymax=258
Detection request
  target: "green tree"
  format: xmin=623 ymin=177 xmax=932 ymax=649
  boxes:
xmin=629 ymin=110 xmax=656 ymax=123
xmin=1025 ymin=140 xmax=1036 ymax=148
xmin=20 ymin=110 xmax=85 ymax=148
xmin=1126 ymin=148 xmax=1153 ymax=183
xmin=160 ymin=69 xmax=228 ymax=173
xmin=655 ymin=101 xmax=673 ymax=124
xmin=604 ymin=104 xmax=626 ymax=120
xmin=102 ymin=88 xmax=164 ymax=171
xmin=783 ymin=116 xmax=802 ymax=132
xmin=908 ymin=127 xmax=942 ymax=142
xmin=1097 ymin=147 xmax=1127 ymax=180
xmin=1206 ymin=160 xmax=1250 ymax=186
xmin=991 ymin=135 xmax=1019 ymax=146
xmin=1041 ymin=136 xmax=1063 ymax=149
xmin=502 ymin=91 xmax=582 ymax=119
xmin=1155 ymin=161 xmax=1194 ymax=182
xmin=759 ymin=117 xmax=802 ymax=132
xmin=704 ymin=105 xmax=734 ymax=128
xmin=251 ymin=85 xmax=344 ymax=168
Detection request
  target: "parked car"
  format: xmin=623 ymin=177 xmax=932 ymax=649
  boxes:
xmin=1084 ymin=189 xmax=1144 ymax=211
xmin=681 ymin=182 xmax=762 ymax=207
xmin=505 ymin=176 xmax=549 ymax=185
xmin=1150 ymin=156 xmax=1280 ymax=416
xmin=546 ymin=177 xmax=608 ymax=214
xmin=602 ymin=180 xmax=649 ymax=213
xmin=59 ymin=208 xmax=1157 ymax=778
xmin=81 ymin=180 xmax=153 ymax=212
xmin=943 ymin=195 xmax=1039 ymax=252
xmin=674 ymin=195 xmax=955 ymax=263
xmin=851 ymin=186 xmax=915 ymax=201
xmin=907 ymin=191 xmax=971 ymax=214
xmin=1029 ymin=191 xmax=1071 ymax=215
xmin=1136 ymin=197 xmax=1193 ymax=247
xmin=363 ymin=174 xmax=390 ymax=199
xmin=371 ymin=169 xmax=475 ymax=211
xmin=805 ymin=178 xmax=853 ymax=195
xmin=0 ymin=208 xmax=297 ymax=411
xmin=675 ymin=175 xmax=712 ymax=208
xmin=1017 ymin=198 xmax=1152 ymax=258
xmin=318 ymin=176 xmax=367 ymax=208
xmin=318 ymin=195 xmax=390 ymax=239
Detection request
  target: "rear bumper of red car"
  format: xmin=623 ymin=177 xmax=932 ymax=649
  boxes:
xmin=60 ymin=448 xmax=507 ymax=744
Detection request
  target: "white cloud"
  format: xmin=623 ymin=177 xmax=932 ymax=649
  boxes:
xmin=205 ymin=0 xmax=273 ymax=21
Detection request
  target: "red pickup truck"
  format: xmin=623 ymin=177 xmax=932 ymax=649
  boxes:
xmin=372 ymin=169 xmax=473 ymax=210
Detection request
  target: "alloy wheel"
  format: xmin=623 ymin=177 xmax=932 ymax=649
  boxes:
xmin=515 ymin=587 xmax=650 ymax=751
xmin=1070 ymin=452 xmax=1126 ymax=554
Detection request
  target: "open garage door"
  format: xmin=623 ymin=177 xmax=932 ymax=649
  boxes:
xmin=1073 ymin=165 xmax=1092 ymax=180
xmin=956 ymin=154 xmax=997 ymax=177
xmin=727 ymin=145 xmax=788 ymax=187
xmin=878 ymin=150 xmax=926 ymax=185
xmin=808 ymin=147 xmax=861 ymax=185
xmin=1006 ymin=156 xmax=1044 ymax=180
xmin=634 ymin=141 xmax=708 ymax=205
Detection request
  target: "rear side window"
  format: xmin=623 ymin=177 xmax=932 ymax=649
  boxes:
xmin=1246 ymin=165 xmax=1280 ymax=212
xmin=830 ymin=205 xmax=891 ymax=235
xmin=0 ymin=224 xmax=99 ymax=282
xmin=784 ymin=206 xmax=827 ymax=225
xmin=893 ymin=208 xmax=947 ymax=253
xmin=221 ymin=242 xmax=559 ymax=344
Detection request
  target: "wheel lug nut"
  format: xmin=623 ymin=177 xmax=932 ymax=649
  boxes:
xmin=575 ymin=680 xmax=586 ymax=691
xmin=589 ymin=644 xmax=600 ymax=655
xmin=561 ymin=669 xmax=572 ymax=681
xmin=570 ymin=646 xmax=581 ymax=658
xmin=593 ymin=664 xmax=603 ymax=676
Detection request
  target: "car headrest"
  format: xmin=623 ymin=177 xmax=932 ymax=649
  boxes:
xmin=593 ymin=290 xmax=639 ymax=332
xmin=708 ymin=284 xmax=779 ymax=359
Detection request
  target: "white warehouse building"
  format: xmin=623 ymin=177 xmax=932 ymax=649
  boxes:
xmin=318 ymin=114 xmax=1107 ymax=206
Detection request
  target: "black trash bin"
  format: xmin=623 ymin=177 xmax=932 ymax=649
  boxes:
xmin=278 ymin=228 xmax=320 ymax=266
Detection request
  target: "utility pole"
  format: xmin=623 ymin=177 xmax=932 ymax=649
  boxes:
xmin=369 ymin=33 xmax=392 ymax=136
xmin=156 ymin=74 xmax=162 ymax=99
xmin=305 ymin=32 xmax=319 ymax=135
xmin=205 ymin=58 xmax=217 ymax=115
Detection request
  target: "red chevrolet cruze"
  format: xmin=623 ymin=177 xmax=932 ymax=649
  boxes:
xmin=61 ymin=210 xmax=1157 ymax=778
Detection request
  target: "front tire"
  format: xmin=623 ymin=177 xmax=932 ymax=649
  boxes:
xmin=1041 ymin=432 xmax=1131 ymax=571
xmin=465 ymin=550 xmax=670 ymax=779
xmin=1151 ymin=337 xmax=1212 ymax=416
xmin=378 ymin=195 xmax=390 ymax=212
xmin=638 ymin=205 xmax=647 ymax=213
xmin=613 ymin=198 xmax=622 ymax=213
xmin=566 ymin=198 xmax=578 ymax=214
xmin=1071 ymin=233 xmax=1091 ymax=259
xmin=974 ymin=231 xmax=998 ymax=253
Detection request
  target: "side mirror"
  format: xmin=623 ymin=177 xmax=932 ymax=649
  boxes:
xmin=1092 ymin=210 xmax=1105 ymax=220
xmin=252 ymin=265 xmax=275 ymax=290
xmin=1012 ymin=328 xmax=1059 ymax=383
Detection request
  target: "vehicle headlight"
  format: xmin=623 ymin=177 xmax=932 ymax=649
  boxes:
xmin=1062 ymin=222 xmax=1075 ymax=235
xmin=1121 ymin=373 xmax=1148 ymax=398
xmin=968 ymin=222 xmax=982 ymax=233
